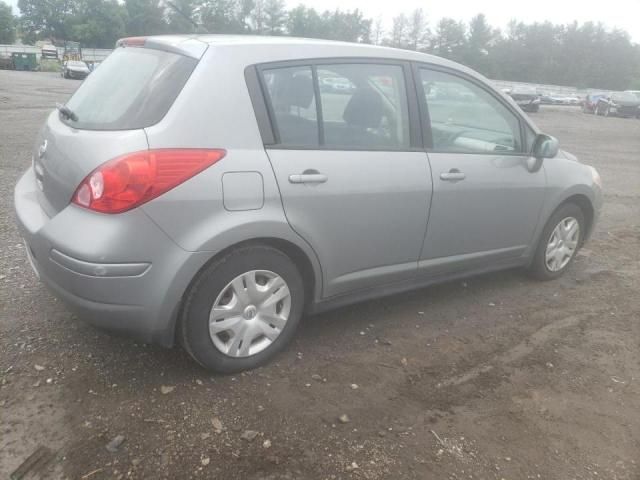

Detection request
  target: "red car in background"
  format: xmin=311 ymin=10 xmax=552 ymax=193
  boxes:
xmin=582 ymin=92 xmax=608 ymax=113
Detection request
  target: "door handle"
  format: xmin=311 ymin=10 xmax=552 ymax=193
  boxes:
xmin=288 ymin=169 xmax=328 ymax=184
xmin=440 ymin=169 xmax=466 ymax=181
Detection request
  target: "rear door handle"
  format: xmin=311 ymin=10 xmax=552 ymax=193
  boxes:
xmin=440 ymin=169 xmax=466 ymax=181
xmin=288 ymin=170 xmax=328 ymax=184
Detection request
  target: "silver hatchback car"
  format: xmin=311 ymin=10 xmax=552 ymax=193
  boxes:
xmin=15 ymin=35 xmax=603 ymax=372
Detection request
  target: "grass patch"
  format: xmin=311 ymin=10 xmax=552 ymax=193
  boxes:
xmin=39 ymin=59 xmax=62 ymax=72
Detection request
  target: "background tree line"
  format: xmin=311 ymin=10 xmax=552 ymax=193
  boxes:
xmin=1 ymin=0 xmax=639 ymax=90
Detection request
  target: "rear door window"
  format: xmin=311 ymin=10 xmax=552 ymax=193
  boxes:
xmin=317 ymin=64 xmax=410 ymax=149
xmin=261 ymin=66 xmax=319 ymax=146
xmin=63 ymin=47 xmax=197 ymax=130
xmin=259 ymin=62 xmax=411 ymax=150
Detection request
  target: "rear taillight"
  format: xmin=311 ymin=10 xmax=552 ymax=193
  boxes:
xmin=72 ymin=149 xmax=226 ymax=214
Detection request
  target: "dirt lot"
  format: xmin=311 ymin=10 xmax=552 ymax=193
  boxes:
xmin=1 ymin=70 xmax=639 ymax=480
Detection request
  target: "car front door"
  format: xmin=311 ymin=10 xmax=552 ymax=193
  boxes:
xmin=257 ymin=61 xmax=432 ymax=298
xmin=415 ymin=66 xmax=546 ymax=275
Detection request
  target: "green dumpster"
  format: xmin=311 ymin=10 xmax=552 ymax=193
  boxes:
xmin=11 ymin=52 xmax=38 ymax=71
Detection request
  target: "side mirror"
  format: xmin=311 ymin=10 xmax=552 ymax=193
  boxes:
xmin=533 ymin=134 xmax=559 ymax=159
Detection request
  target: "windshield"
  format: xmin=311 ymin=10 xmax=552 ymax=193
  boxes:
xmin=62 ymin=47 xmax=198 ymax=130
xmin=68 ymin=61 xmax=86 ymax=68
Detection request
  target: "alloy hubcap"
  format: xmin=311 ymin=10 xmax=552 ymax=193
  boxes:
xmin=209 ymin=270 xmax=291 ymax=358
xmin=545 ymin=217 xmax=580 ymax=272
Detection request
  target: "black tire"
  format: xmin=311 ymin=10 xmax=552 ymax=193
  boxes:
xmin=180 ymin=244 xmax=305 ymax=373
xmin=529 ymin=203 xmax=585 ymax=281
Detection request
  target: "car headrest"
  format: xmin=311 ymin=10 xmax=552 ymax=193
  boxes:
xmin=343 ymin=88 xmax=384 ymax=128
xmin=273 ymin=73 xmax=314 ymax=110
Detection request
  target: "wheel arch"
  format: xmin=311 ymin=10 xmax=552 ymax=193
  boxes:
xmin=528 ymin=188 xmax=597 ymax=266
xmin=165 ymin=236 xmax=322 ymax=347
xmin=561 ymin=193 xmax=595 ymax=243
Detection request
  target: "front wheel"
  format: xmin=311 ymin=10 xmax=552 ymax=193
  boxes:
xmin=528 ymin=203 xmax=585 ymax=280
xmin=180 ymin=245 xmax=305 ymax=373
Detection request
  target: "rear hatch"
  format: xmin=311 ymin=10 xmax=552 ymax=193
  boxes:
xmin=33 ymin=38 xmax=206 ymax=216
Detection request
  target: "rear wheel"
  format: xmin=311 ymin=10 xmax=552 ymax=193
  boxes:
xmin=180 ymin=245 xmax=305 ymax=373
xmin=529 ymin=203 xmax=585 ymax=280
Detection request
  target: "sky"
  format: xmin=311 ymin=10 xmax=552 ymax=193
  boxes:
xmin=4 ymin=0 xmax=640 ymax=43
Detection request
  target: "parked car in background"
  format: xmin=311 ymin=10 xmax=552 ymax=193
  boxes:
xmin=539 ymin=93 xmax=554 ymax=105
xmin=41 ymin=44 xmax=58 ymax=60
xmin=567 ymin=95 xmax=581 ymax=106
xmin=507 ymin=87 xmax=541 ymax=112
xmin=583 ymin=92 xmax=608 ymax=114
xmin=320 ymin=75 xmax=355 ymax=93
xmin=548 ymin=94 xmax=581 ymax=105
xmin=15 ymin=35 xmax=603 ymax=372
xmin=61 ymin=60 xmax=90 ymax=79
xmin=625 ymin=91 xmax=640 ymax=116
xmin=595 ymin=92 xmax=640 ymax=117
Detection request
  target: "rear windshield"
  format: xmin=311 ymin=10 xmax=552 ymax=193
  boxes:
xmin=62 ymin=47 xmax=198 ymax=130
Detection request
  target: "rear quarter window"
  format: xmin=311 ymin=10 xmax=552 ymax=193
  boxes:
xmin=63 ymin=47 xmax=197 ymax=131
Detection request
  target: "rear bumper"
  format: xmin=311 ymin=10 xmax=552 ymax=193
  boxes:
xmin=14 ymin=167 xmax=210 ymax=346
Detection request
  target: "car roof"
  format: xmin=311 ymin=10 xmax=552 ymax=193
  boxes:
xmin=129 ymin=34 xmax=474 ymax=74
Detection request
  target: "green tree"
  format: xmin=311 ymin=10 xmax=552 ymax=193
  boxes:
xmin=124 ymin=0 xmax=167 ymax=36
xmin=166 ymin=0 xmax=199 ymax=33
xmin=287 ymin=5 xmax=324 ymax=38
xmin=371 ymin=16 xmax=383 ymax=45
xmin=201 ymin=0 xmax=245 ymax=33
xmin=407 ymin=8 xmax=428 ymax=51
xmin=386 ymin=13 xmax=408 ymax=48
xmin=69 ymin=0 xmax=127 ymax=47
xmin=431 ymin=18 xmax=467 ymax=62
xmin=18 ymin=0 xmax=76 ymax=43
xmin=464 ymin=13 xmax=494 ymax=74
xmin=0 ymin=1 xmax=16 ymax=43
xmin=262 ymin=0 xmax=285 ymax=35
xmin=321 ymin=9 xmax=370 ymax=42
xmin=236 ymin=0 xmax=254 ymax=32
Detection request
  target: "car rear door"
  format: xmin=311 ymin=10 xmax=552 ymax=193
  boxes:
xmin=415 ymin=65 xmax=546 ymax=275
xmin=253 ymin=60 xmax=432 ymax=298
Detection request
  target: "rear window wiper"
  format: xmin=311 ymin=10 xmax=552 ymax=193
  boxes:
xmin=56 ymin=103 xmax=78 ymax=122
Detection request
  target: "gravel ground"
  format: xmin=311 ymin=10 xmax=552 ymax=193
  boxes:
xmin=1 ymin=70 xmax=639 ymax=480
